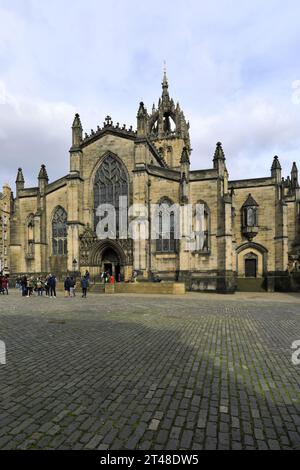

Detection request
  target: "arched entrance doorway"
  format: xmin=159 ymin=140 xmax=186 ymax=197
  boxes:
xmin=102 ymin=247 xmax=121 ymax=281
xmin=89 ymin=240 xmax=127 ymax=282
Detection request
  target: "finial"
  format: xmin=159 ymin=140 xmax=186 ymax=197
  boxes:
xmin=105 ymin=116 xmax=112 ymax=126
xmin=271 ymin=155 xmax=281 ymax=171
xmin=292 ymin=161 xmax=298 ymax=172
xmin=214 ymin=142 xmax=225 ymax=160
xmin=16 ymin=168 xmax=24 ymax=183
xmin=72 ymin=113 xmax=82 ymax=128
xmin=162 ymin=61 xmax=168 ymax=89
xmin=38 ymin=164 xmax=49 ymax=181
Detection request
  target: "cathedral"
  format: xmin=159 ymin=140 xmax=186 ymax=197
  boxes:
xmin=1 ymin=72 xmax=300 ymax=292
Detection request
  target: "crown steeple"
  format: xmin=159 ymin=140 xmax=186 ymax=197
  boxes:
xmin=135 ymin=69 xmax=191 ymax=169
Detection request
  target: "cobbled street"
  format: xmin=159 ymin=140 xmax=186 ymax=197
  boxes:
xmin=0 ymin=290 xmax=300 ymax=450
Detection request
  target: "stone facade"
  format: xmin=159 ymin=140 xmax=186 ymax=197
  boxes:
xmin=0 ymin=183 xmax=12 ymax=274
xmin=2 ymin=73 xmax=300 ymax=291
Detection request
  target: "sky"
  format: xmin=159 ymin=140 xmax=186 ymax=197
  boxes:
xmin=1 ymin=0 xmax=300 ymax=189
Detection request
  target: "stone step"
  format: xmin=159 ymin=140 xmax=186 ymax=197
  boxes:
xmin=236 ymin=278 xmax=266 ymax=292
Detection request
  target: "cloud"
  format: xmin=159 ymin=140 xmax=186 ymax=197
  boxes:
xmin=0 ymin=79 xmax=75 ymax=187
xmin=189 ymin=94 xmax=300 ymax=178
xmin=0 ymin=0 xmax=300 ymax=189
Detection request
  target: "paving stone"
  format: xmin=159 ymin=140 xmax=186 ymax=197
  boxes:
xmin=1 ymin=291 xmax=300 ymax=450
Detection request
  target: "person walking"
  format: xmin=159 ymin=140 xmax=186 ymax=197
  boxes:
xmin=2 ymin=276 xmax=9 ymax=295
xmin=69 ymin=277 xmax=76 ymax=297
xmin=81 ymin=275 xmax=88 ymax=298
xmin=64 ymin=276 xmax=71 ymax=297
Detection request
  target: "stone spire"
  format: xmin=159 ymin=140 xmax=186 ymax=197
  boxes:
xmin=72 ymin=113 xmax=83 ymax=147
xmin=271 ymin=155 xmax=282 ymax=183
xmin=213 ymin=142 xmax=226 ymax=171
xmin=38 ymin=164 xmax=48 ymax=194
xmin=16 ymin=168 xmax=24 ymax=197
xmin=137 ymin=101 xmax=148 ymax=137
xmin=16 ymin=168 xmax=24 ymax=184
xmin=161 ymin=67 xmax=170 ymax=103
xmin=38 ymin=164 xmax=49 ymax=181
xmin=291 ymin=161 xmax=299 ymax=189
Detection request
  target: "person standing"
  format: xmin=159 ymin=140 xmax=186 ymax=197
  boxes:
xmin=21 ymin=276 xmax=27 ymax=297
xmin=44 ymin=275 xmax=50 ymax=297
xmin=49 ymin=274 xmax=56 ymax=298
xmin=26 ymin=277 xmax=33 ymax=297
xmin=36 ymin=277 xmax=43 ymax=296
xmin=81 ymin=275 xmax=88 ymax=298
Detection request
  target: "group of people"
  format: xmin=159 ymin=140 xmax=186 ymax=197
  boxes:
xmin=0 ymin=273 xmax=9 ymax=295
xmin=100 ymin=271 xmax=116 ymax=284
xmin=0 ymin=269 xmax=145 ymax=298
xmin=14 ymin=271 xmax=91 ymax=299
xmin=17 ymin=274 xmax=57 ymax=297
xmin=64 ymin=272 xmax=90 ymax=298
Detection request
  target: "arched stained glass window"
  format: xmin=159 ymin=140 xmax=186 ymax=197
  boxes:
xmin=94 ymin=154 xmax=128 ymax=235
xmin=52 ymin=207 xmax=68 ymax=255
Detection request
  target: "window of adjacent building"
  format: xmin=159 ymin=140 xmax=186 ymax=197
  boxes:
xmin=52 ymin=207 xmax=68 ymax=255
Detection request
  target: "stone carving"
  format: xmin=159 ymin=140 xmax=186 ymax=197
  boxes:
xmin=79 ymin=224 xmax=98 ymax=265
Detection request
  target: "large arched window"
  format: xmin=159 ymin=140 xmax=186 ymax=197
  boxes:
xmin=156 ymin=198 xmax=176 ymax=253
xmin=94 ymin=154 xmax=128 ymax=236
xmin=52 ymin=206 xmax=68 ymax=255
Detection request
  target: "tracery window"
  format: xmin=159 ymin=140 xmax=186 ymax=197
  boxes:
xmin=156 ymin=198 xmax=176 ymax=253
xmin=93 ymin=154 xmax=128 ymax=236
xmin=52 ymin=207 xmax=68 ymax=255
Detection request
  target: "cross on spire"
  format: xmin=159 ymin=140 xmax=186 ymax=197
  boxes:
xmin=105 ymin=116 xmax=112 ymax=126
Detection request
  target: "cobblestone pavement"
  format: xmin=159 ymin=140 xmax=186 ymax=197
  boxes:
xmin=1 ymin=290 xmax=300 ymax=450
